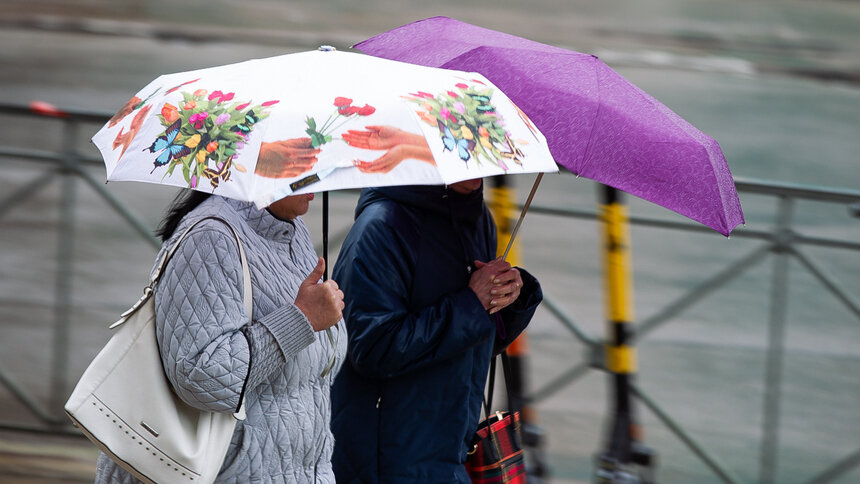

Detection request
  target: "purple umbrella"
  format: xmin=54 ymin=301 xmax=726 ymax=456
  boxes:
xmin=355 ymin=16 xmax=744 ymax=236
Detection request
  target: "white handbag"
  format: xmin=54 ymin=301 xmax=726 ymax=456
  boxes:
xmin=65 ymin=216 xmax=250 ymax=484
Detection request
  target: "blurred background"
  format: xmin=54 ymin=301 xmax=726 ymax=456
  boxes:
xmin=1 ymin=1 xmax=859 ymax=483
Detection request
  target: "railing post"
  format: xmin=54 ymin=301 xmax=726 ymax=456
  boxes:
xmin=487 ymin=174 xmax=549 ymax=481
xmin=759 ymin=196 xmax=794 ymax=483
xmin=48 ymin=116 xmax=79 ymax=422
xmin=595 ymin=185 xmax=656 ymax=483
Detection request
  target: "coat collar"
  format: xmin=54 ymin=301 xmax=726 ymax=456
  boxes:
xmin=356 ymin=183 xmax=485 ymax=224
xmin=221 ymin=197 xmax=297 ymax=243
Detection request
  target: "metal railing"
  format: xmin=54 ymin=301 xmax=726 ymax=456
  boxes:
xmin=1 ymin=102 xmax=859 ymax=482
xmin=523 ymin=180 xmax=860 ymax=483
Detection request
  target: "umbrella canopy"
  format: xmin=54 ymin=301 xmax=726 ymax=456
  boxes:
xmin=355 ymin=17 xmax=744 ymax=236
xmin=92 ymin=48 xmax=558 ymax=209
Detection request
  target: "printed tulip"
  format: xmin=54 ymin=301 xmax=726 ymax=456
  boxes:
xmin=184 ymin=133 xmax=202 ymax=148
xmin=208 ymin=90 xmax=235 ymax=103
xmin=460 ymin=126 xmax=474 ymax=140
xmin=333 ymin=97 xmax=353 ymax=107
xmin=357 ymin=104 xmax=376 ymax=116
xmin=189 ymin=112 xmax=208 ymax=129
xmin=183 ymin=100 xmax=196 ymax=110
xmin=161 ymin=103 xmax=179 ymax=123
xmin=306 ymin=97 xmax=376 ymax=148
xmin=206 ymin=141 xmax=218 ymax=153
xmin=193 ymin=89 xmax=208 ymax=98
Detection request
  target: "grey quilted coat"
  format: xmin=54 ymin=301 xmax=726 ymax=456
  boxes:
xmin=95 ymin=196 xmax=346 ymax=483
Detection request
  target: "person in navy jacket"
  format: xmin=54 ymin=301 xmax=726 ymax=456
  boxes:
xmin=331 ymin=179 xmax=543 ymax=483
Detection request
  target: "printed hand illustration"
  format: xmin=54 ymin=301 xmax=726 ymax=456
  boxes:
xmin=294 ymin=257 xmax=344 ymax=332
xmin=342 ymin=125 xmax=435 ymax=174
xmin=108 ymin=96 xmax=141 ymax=127
xmin=469 ymin=259 xmax=523 ymax=314
xmin=255 ymin=138 xmax=321 ymax=178
xmin=112 ymin=104 xmax=152 ymax=159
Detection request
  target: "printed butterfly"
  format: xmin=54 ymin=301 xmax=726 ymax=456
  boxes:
xmin=232 ymin=111 xmax=259 ymax=134
xmin=146 ymin=119 xmax=191 ymax=171
xmin=438 ymin=120 xmax=475 ymax=162
xmin=202 ymin=158 xmax=232 ymax=189
xmin=499 ymin=134 xmax=524 ymax=165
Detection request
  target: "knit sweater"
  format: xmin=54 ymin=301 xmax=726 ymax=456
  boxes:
xmin=95 ymin=196 xmax=346 ymax=483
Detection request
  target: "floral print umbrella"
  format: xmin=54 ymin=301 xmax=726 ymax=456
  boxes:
xmin=92 ymin=48 xmax=558 ymax=209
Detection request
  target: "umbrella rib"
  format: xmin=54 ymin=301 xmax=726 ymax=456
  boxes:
xmin=574 ymin=56 xmax=603 ymax=179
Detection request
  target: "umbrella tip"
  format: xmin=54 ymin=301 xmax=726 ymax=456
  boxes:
xmin=318 ymin=45 xmax=337 ymax=52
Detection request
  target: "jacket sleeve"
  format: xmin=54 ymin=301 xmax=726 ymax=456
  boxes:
xmin=336 ymin=217 xmax=495 ymax=379
xmin=493 ymin=267 xmax=542 ymax=355
xmin=154 ymin=226 xmax=314 ymax=413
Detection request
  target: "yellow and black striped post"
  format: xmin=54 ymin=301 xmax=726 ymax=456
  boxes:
xmin=595 ymin=185 xmax=656 ymax=483
xmin=487 ymin=175 xmax=548 ymax=479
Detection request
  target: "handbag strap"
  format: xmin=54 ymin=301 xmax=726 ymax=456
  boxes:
xmin=112 ymin=215 xmax=252 ymax=420
xmin=111 ymin=216 xmax=253 ymax=329
xmin=153 ymin=216 xmax=252 ymax=320
xmin=482 ymin=350 xmax=515 ymax=418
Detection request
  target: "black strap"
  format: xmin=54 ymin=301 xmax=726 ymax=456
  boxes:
xmin=482 ymin=350 xmax=514 ymax=418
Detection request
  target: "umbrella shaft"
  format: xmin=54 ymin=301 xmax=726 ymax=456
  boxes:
xmin=323 ymin=192 xmax=329 ymax=281
xmin=501 ymin=173 xmax=543 ymax=261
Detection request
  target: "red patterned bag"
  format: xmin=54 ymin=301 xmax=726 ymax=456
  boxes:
xmin=465 ymin=352 xmax=527 ymax=483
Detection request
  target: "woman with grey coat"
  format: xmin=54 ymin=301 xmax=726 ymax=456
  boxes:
xmin=95 ymin=191 xmax=346 ymax=483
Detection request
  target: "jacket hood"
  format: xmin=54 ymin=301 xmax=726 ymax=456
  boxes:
xmin=355 ymin=183 xmax=485 ymax=223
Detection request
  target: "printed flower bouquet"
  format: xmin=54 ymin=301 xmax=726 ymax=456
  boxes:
xmin=406 ymin=82 xmax=524 ymax=170
xmin=149 ymin=88 xmax=279 ymax=189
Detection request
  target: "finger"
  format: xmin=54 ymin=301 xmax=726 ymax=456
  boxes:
xmin=284 ymin=137 xmax=312 ymax=148
xmin=353 ymin=159 xmax=374 ymax=172
xmin=302 ymin=257 xmax=325 ymax=285
xmin=284 ymin=147 xmax=322 ymax=158
xmin=492 ymin=268 xmax=519 ymax=285
xmin=342 ymin=138 xmax=371 ymax=149
xmin=357 ymin=159 xmax=391 ymax=173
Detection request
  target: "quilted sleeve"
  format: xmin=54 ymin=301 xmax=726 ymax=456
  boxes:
xmin=241 ymin=305 xmax=315 ymax=391
xmin=154 ymin=227 xmax=256 ymax=414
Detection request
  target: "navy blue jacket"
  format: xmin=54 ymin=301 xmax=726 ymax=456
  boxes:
xmin=330 ymin=184 xmax=542 ymax=483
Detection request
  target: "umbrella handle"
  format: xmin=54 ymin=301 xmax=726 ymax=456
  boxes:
xmin=501 ymin=173 xmax=543 ymax=261
xmin=323 ymin=191 xmax=329 ymax=281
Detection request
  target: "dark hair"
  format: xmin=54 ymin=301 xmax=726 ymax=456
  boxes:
xmin=155 ymin=190 xmax=212 ymax=242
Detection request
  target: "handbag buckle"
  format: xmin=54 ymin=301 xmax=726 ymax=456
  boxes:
xmin=110 ymin=286 xmax=154 ymax=329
